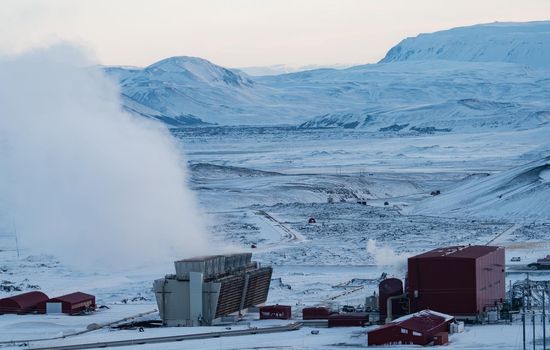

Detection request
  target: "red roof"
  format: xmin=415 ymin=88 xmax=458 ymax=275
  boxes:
xmin=0 ymin=291 xmax=49 ymax=311
xmin=398 ymin=313 xmax=447 ymax=332
xmin=411 ymin=245 xmax=501 ymax=259
xmin=369 ymin=310 xmax=454 ymax=335
xmin=50 ymin=292 xmax=95 ymax=304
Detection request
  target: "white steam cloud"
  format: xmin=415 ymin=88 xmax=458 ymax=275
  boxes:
xmin=367 ymin=239 xmax=407 ymax=271
xmin=0 ymin=44 xmax=209 ymax=268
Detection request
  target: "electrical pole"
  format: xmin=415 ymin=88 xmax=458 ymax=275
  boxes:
xmin=531 ymin=310 xmax=537 ymax=350
xmin=543 ymin=288 xmax=547 ymax=350
xmin=521 ymin=286 xmax=527 ymax=350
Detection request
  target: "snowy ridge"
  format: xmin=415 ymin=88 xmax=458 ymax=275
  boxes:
xmin=410 ymin=156 xmax=550 ymax=221
xmin=381 ymin=21 xmax=550 ymax=69
xmin=106 ymin=22 xmax=550 ymax=129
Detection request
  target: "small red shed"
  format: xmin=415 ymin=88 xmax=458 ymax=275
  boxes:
xmin=38 ymin=292 xmax=96 ymax=315
xmin=327 ymin=312 xmax=369 ymax=327
xmin=259 ymin=305 xmax=292 ymax=320
xmin=0 ymin=291 xmax=49 ymax=314
xmin=368 ymin=309 xmax=454 ymax=346
xmin=302 ymin=306 xmax=337 ymax=320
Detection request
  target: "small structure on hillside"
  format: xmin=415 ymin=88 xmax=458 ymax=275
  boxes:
xmin=0 ymin=291 xmax=49 ymax=314
xmin=308 ymin=217 xmax=316 ymax=224
xmin=368 ymin=309 xmax=454 ymax=346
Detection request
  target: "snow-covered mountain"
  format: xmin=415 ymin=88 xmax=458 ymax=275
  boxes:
xmin=410 ymin=156 xmax=550 ymax=221
xmin=235 ymin=63 xmax=352 ymax=76
xmin=381 ymin=21 xmax=550 ymax=69
xmin=108 ymin=21 xmax=550 ymax=130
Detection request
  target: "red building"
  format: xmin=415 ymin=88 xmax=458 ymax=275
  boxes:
xmin=408 ymin=245 xmax=505 ymax=317
xmin=37 ymin=292 xmax=96 ymax=315
xmin=368 ymin=309 xmax=453 ymax=346
xmin=302 ymin=306 xmax=337 ymax=320
xmin=327 ymin=313 xmax=369 ymax=327
xmin=0 ymin=291 xmax=49 ymax=314
xmin=259 ymin=305 xmax=292 ymax=320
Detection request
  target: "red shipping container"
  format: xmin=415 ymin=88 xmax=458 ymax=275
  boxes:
xmin=302 ymin=306 xmax=337 ymax=320
xmin=327 ymin=313 xmax=369 ymax=327
xmin=259 ymin=305 xmax=291 ymax=320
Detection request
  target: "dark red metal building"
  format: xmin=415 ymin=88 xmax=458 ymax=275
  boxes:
xmin=259 ymin=305 xmax=292 ymax=320
xmin=368 ymin=310 xmax=453 ymax=346
xmin=0 ymin=291 xmax=49 ymax=314
xmin=37 ymin=292 xmax=96 ymax=315
xmin=408 ymin=245 xmax=505 ymax=317
xmin=302 ymin=306 xmax=337 ymax=320
xmin=327 ymin=312 xmax=369 ymax=327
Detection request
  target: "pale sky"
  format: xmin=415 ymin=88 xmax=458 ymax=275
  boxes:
xmin=2 ymin=0 xmax=550 ymax=68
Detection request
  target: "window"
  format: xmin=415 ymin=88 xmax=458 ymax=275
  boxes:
xmin=401 ymin=328 xmax=408 ymax=334
xmin=413 ymin=331 xmax=422 ymax=337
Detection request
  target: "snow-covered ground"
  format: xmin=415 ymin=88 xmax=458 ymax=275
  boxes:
xmin=2 ymin=125 xmax=547 ymax=349
xmin=3 ymin=20 xmax=550 ymax=349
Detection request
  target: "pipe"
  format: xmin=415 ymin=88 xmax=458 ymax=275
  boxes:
xmin=386 ymin=293 xmax=406 ymax=324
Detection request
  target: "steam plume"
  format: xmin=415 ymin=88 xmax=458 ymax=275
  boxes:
xmin=0 ymin=44 xmax=209 ymax=268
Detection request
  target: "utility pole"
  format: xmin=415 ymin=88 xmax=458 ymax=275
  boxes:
xmin=521 ymin=286 xmax=527 ymax=350
xmin=543 ymin=288 xmax=547 ymax=350
xmin=531 ymin=310 xmax=537 ymax=350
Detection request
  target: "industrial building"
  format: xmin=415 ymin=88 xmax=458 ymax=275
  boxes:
xmin=37 ymin=292 xmax=96 ymax=315
xmin=368 ymin=309 xmax=454 ymax=346
xmin=154 ymin=253 xmax=272 ymax=326
xmin=259 ymin=305 xmax=292 ymax=320
xmin=302 ymin=306 xmax=338 ymax=320
xmin=379 ymin=278 xmax=408 ymax=323
xmin=0 ymin=291 xmax=49 ymax=314
xmin=408 ymin=245 xmax=505 ymax=318
xmin=327 ymin=313 xmax=369 ymax=327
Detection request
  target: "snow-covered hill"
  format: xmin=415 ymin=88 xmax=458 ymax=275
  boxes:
xmin=381 ymin=21 xmax=550 ymax=69
xmin=107 ymin=22 xmax=550 ymax=130
xmin=410 ymin=156 xmax=550 ymax=221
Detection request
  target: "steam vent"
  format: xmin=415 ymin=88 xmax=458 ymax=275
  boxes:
xmin=153 ymin=253 xmax=272 ymax=326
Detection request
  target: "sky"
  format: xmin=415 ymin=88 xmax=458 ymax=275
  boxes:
xmin=2 ymin=0 xmax=550 ymax=68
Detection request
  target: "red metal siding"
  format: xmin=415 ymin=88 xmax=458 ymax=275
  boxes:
xmin=302 ymin=307 xmax=336 ymax=320
xmin=37 ymin=292 xmax=96 ymax=315
xmin=368 ymin=311 xmax=452 ymax=346
xmin=327 ymin=313 xmax=369 ymax=327
xmin=368 ymin=323 xmax=431 ymax=346
xmin=434 ymin=332 xmax=449 ymax=345
xmin=259 ymin=305 xmax=291 ymax=320
xmin=0 ymin=291 xmax=49 ymax=314
xmin=409 ymin=256 xmax=477 ymax=315
xmin=475 ymin=248 xmax=505 ymax=312
xmin=408 ymin=245 xmax=505 ymax=316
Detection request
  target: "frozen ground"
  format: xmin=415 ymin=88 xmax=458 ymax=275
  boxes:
xmin=1 ymin=127 xmax=549 ymax=349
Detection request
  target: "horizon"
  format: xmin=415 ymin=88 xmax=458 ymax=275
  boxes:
xmin=2 ymin=0 xmax=550 ymax=68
